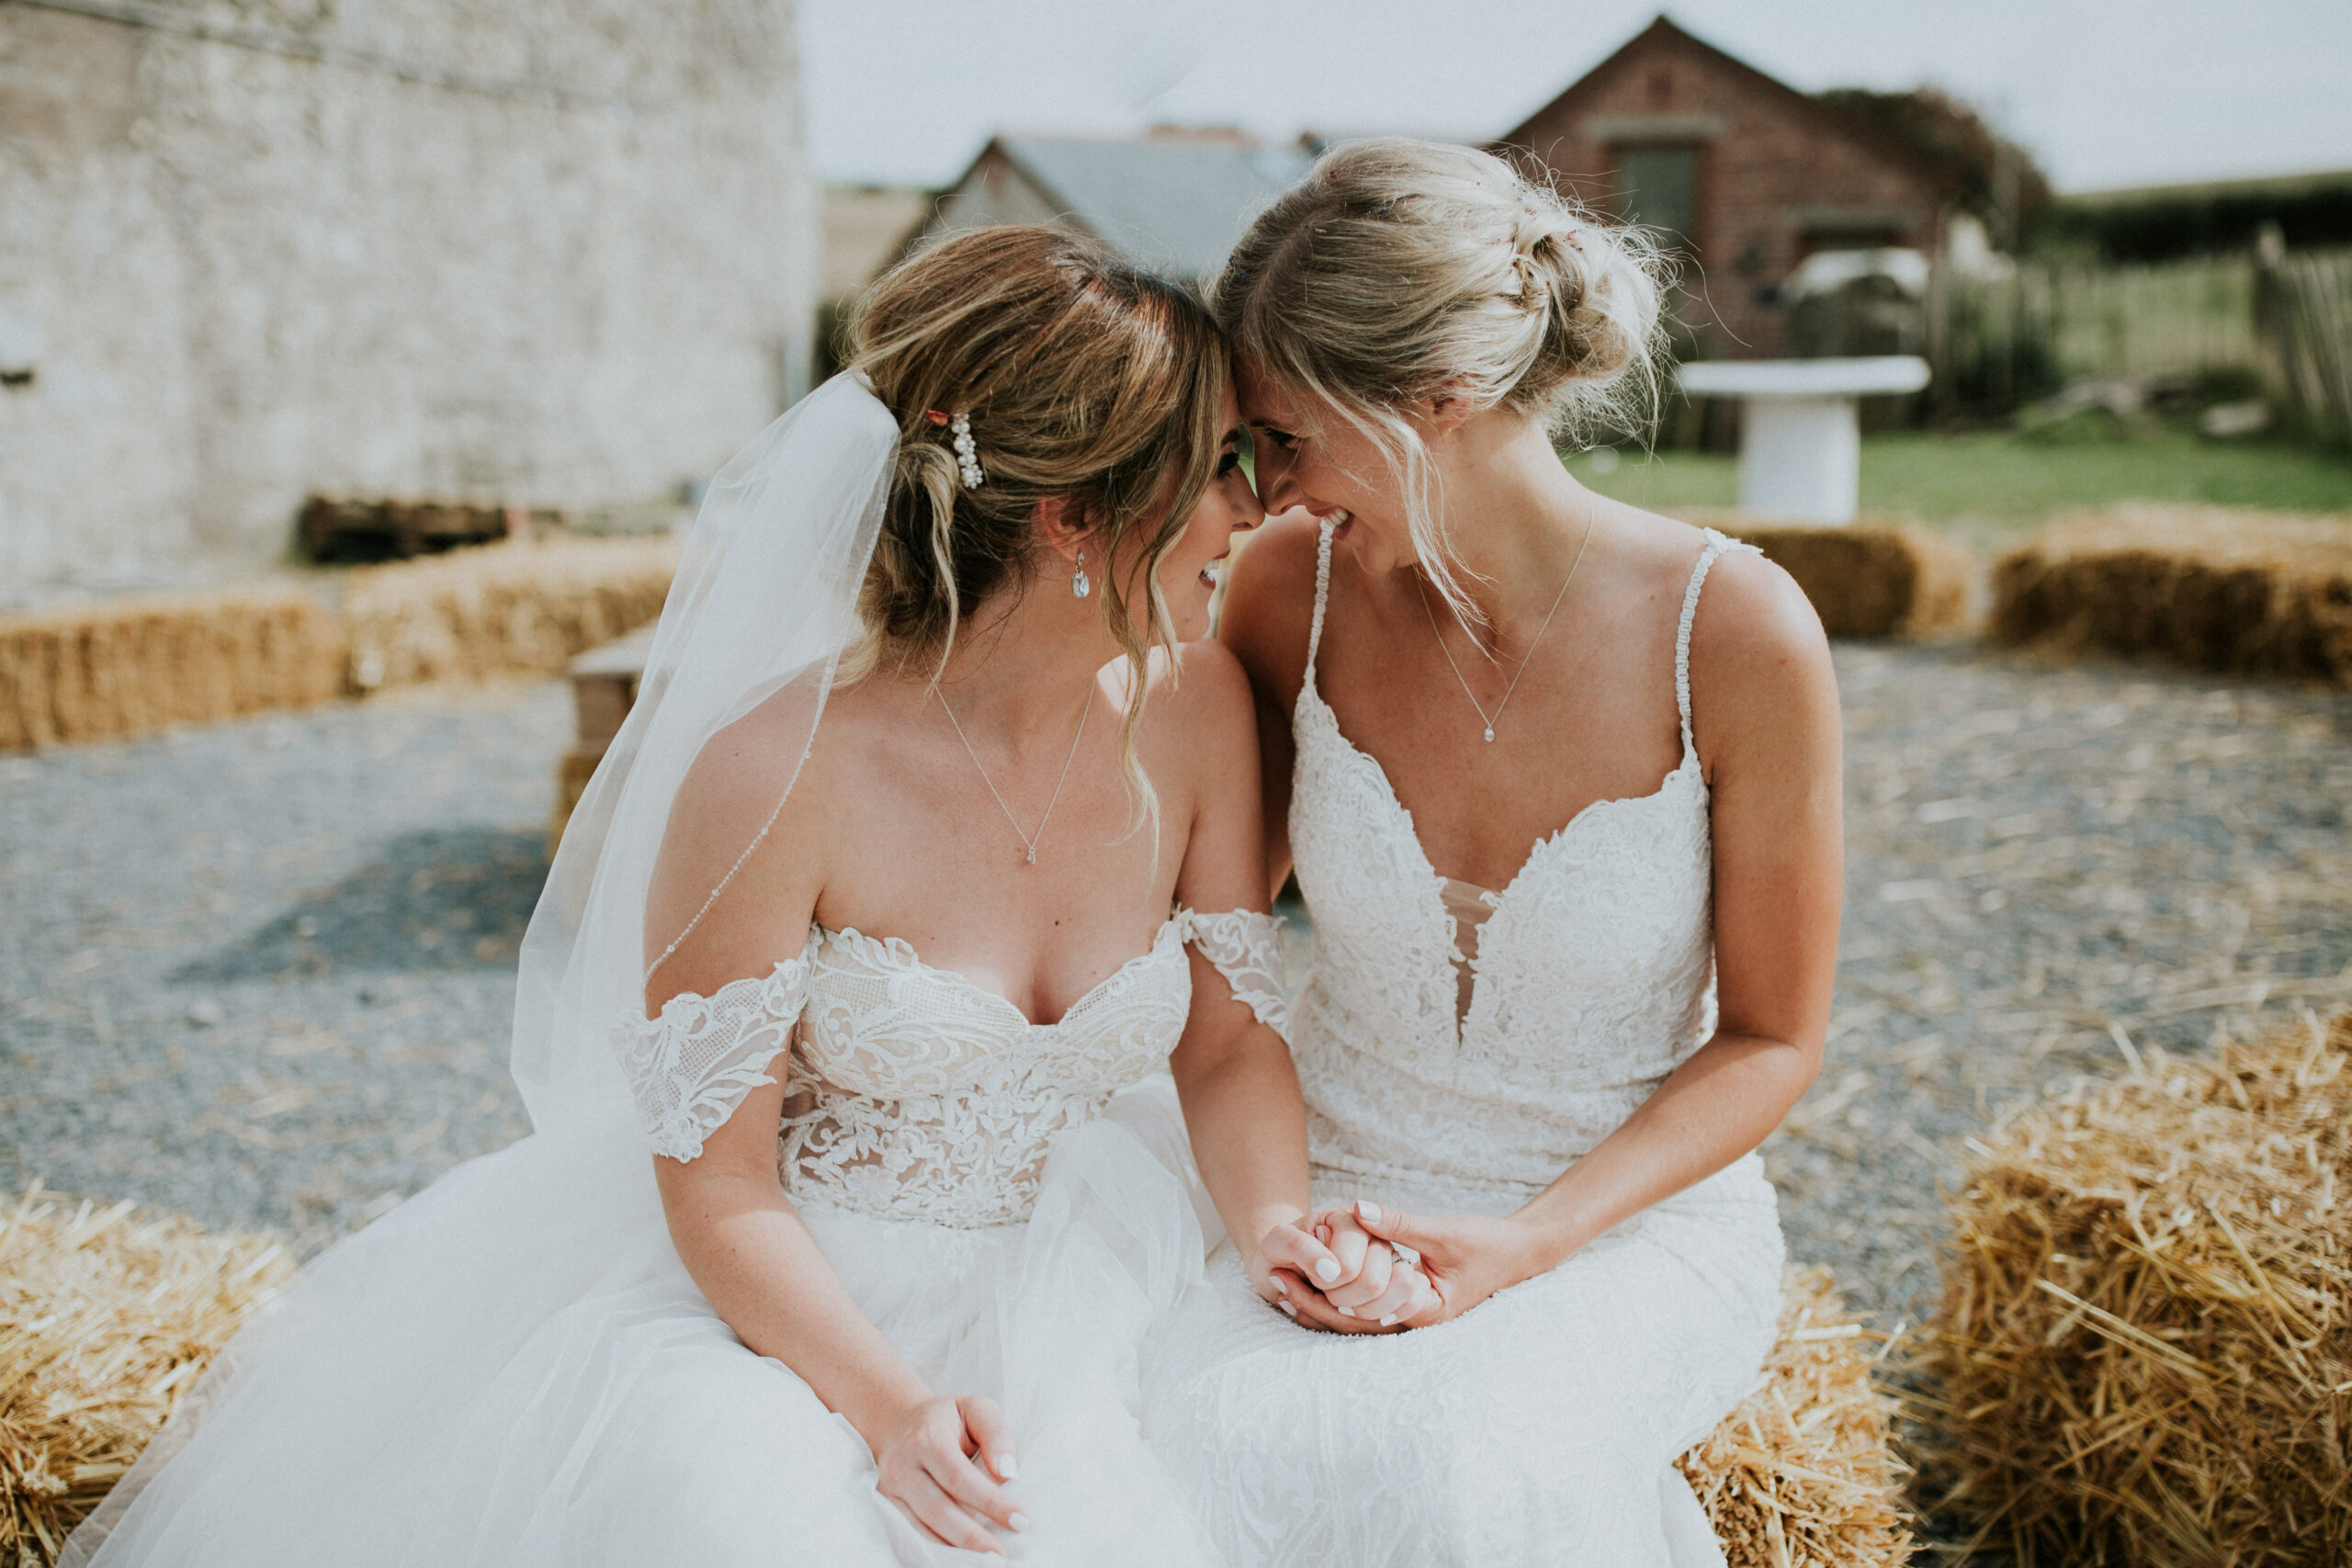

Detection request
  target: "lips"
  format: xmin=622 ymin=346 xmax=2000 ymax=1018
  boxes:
xmin=1199 ymin=558 xmax=1225 ymax=591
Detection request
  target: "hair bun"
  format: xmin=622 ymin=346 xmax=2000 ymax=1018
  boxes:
xmin=1215 ymin=138 xmax=1667 ymax=442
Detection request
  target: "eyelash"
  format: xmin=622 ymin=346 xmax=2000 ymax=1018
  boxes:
xmin=1216 ymin=452 xmax=1242 ymax=477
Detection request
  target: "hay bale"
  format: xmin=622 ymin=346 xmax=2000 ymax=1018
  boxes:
xmin=1679 ymin=1266 xmax=1915 ymax=1568
xmin=340 ymin=535 xmax=681 ymax=691
xmin=0 ymin=1186 xmax=292 ymax=1564
xmin=0 ymin=586 xmax=347 ymax=750
xmin=1990 ymin=504 xmax=2352 ymax=683
xmin=1920 ymin=1010 xmax=2351 ymax=1565
xmin=1668 ymin=510 xmax=1974 ymax=637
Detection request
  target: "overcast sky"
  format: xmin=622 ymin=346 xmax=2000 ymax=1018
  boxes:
xmin=798 ymin=0 xmax=2352 ymax=196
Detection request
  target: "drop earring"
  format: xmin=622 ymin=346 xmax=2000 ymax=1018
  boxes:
xmin=1071 ymin=551 xmax=1091 ymax=600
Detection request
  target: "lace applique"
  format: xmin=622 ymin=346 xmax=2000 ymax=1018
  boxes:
xmin=778 ymin=921 xmax=1192 ymax=1227
xmin=614 ymin=939 xmax=818 ymax=1163
xmin=1178 ymin=908 xmax=1289 ymax=1038
xmin=626 ymin=906 xmax=1291 ymax=1224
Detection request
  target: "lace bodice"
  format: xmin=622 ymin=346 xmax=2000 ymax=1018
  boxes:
xmin=616 ymin=908 xmax=1285 ymax=1227
xmin=1288 ymin=524 xmax=1758 ymax=1203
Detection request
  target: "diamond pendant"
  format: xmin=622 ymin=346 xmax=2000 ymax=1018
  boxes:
xmin=1483 ymin=727 xmax=1496 ymax=743
xmin=1024 ymin=848 xmax=1037 ymax=865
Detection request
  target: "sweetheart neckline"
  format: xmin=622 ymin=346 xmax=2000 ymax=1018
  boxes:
xmin=813 ymin=915 xmax=1185 ymax=1032
xmin=1295 ymin=672 xmax=1699 ymax=911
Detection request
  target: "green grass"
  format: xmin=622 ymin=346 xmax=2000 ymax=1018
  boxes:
xmin=1567 ymin=431 xmax=2352 ymax=555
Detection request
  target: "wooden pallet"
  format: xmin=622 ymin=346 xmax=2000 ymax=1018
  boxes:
xmin=548 ymin=625 xmax=653 ymax=852
xmin=300 ymin=498 xmax=564 ymax=562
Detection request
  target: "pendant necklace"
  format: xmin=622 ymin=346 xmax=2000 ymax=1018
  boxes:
xmin=935 ymin=683 xmax=1092 ymax=865
xmin=1415 ymin=507 xmax=1595 ymax=743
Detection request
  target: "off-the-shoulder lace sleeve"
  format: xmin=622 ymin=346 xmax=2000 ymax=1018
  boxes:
xmin=613 ymin=952 xmax=813 ymax=1162
xmin=1178 ymin=908 xmax=1289 ymax=1038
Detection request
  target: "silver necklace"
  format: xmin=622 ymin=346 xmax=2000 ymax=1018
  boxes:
xmin=934 ymin=684 xmax=1092 ymax=865
xmin=1414 ymin=510 xmax=1595 ymax=743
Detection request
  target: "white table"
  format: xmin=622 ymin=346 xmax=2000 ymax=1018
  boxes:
xmin=1674 ymin=356 xmax=1930 ymax=525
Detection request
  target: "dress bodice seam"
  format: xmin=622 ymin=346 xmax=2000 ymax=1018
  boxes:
xmin=815 ymin=916 xmax=1185 ymax=1032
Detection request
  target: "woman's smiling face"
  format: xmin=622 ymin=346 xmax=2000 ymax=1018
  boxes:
xmin=1108 ymin=382 xmax=1263 ymax=642
xmin=1234 ymin=357 xmax=1426 ymax=576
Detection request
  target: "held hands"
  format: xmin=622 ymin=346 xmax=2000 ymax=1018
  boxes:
xmin=1259 ymin=1201 xmax=1546 ymax=1333
xmin=868 ymin=1392 xmax=1027 ymax=1555
xmin=1348 ymin=1201 xmax=1549 ymax=1327
xmin=1246 ymin=1203 xmax=1428 ymax=1334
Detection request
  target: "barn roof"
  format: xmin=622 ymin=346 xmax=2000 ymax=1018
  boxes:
xmin=1494 ymin=15 xmax=1957 ymax=197
xmin=982 ymin=135 xmax=1315 ymax=282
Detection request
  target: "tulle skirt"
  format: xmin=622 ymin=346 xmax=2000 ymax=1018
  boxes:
xmin=1142 ymin=1156 xmax=1786 ymax=1568
xmin=65 ymin=1087 xmax=1220 ymax=1568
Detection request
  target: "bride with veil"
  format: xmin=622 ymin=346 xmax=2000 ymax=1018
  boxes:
xmin=66 ymin=225 xmax=1349 ymax=1567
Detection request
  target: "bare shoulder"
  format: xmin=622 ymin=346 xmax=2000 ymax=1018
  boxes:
xmin=669 ymin=678 xmax=835 ymax=832
xmin=1151 ymin=637 xmax=1257 ymax=740
xmin=1690 ymin=544 xmax=1828 ymax=667
xmin=1231 ymin=509 xmax=1324 ymax=605
xmin=646 ymin=679 xmax=837 ymax=986
xmin=1217 ymin=512 xmax=1323 ymax=703
xmin=1682 ymin=541 xmax=1838 ymax=767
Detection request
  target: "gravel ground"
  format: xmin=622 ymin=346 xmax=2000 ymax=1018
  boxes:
xmin=5 ymin=649 xmax=2348 ymax=1328
xmin=0 ymin=681 xmax=562 ymax=1251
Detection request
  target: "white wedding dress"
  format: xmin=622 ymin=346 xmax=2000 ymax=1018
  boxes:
xmin=1144 ymin=526 xmax=1787 ymax=1567
xmin=68 ymin=908 xmax=1286 ymax=1568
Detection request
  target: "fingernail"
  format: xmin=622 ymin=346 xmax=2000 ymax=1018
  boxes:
xmin=1379 ymin=1312 xmax=1398 ymax=1326
xmin=1338 ymin=1304 xmax=1356 ymax=1317
xmin=1358 ymin=1201 xmax=1382 ymax=1223
xmin=1314 ymin=1258 xmax=1340 ymax=1283
xmin=1277 ymin=1300 xmax=1297 ymax=1317
xmin=1008 ymin=1512 xmax=1030 ymax=1533
xmin=997 ymin=1457 xmax=1018 ymax=1480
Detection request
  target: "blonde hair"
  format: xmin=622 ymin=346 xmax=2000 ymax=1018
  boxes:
xmin=847 ymin=224 xmax=1229 ymax=838
xmin=1213 ymin=138 xmax=1668 ymax=617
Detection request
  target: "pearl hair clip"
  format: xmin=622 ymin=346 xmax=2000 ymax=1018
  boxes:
xmin=922 ymin=409 xmax=986 ymax=490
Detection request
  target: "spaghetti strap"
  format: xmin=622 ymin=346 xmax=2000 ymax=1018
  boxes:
xmin=1304 ymin=517 xmax=1337 ymax=679
xmin=1675 ymin=527 xmax=1761 ymax=751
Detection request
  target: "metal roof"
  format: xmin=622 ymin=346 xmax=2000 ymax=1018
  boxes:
xmin=994 ymin=137 xmax=1315 ymax=282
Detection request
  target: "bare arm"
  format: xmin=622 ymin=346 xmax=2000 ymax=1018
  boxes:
xmin=1357 ymin=551 xmax=1841 ymax=1316
xmin=1163 ymin=639 xmax=1343 ymax=1311
xmin=640 ymin=701 xmax=1023 ymax=1554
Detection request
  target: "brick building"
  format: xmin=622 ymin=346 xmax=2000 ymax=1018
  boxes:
xmin=1495 ymin=17 xmax=1957 ymax=359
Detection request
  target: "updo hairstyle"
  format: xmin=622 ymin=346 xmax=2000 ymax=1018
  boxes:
xmin=847 ymin=224 xmax=1230 ymax=830
xmin=1213 ymin=139 xmax=1668 ymax=615
xmin=850 ymin=224 xmax=1227 ymax=670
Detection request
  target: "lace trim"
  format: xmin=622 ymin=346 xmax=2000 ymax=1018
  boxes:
xmin=615 ymin=942 xmax=816 ymax=1162
xmin=1180 ymin=908 xmax=1289 ymax=1038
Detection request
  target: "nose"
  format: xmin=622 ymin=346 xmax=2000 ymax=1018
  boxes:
xmin=1234 ymin=473 xmax=1269 ymax=531
xmin=1255 ymin=446 xmax=1305 ymax=514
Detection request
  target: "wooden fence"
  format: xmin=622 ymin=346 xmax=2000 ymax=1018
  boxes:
xmin=2260 ymin=248 xmax=2352 ymax=443
xmin=1924 ymin=246 xmax=2352 ymax=440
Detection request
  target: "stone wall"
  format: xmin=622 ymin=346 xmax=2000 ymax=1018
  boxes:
xmin=0 ymin=0 xmax=814 ymax=601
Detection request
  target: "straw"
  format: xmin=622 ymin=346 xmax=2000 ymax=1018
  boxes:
xmin=0 ymin=1186 xmax=292 ymax=1564
xmin=1681 ymin=1265 xmax=1917 ymax=1567
xmin=1991 ymin=504 xmax=2352 ymax=684
xmin=1917 ymin=1008 xmax=2351 ymax=1564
